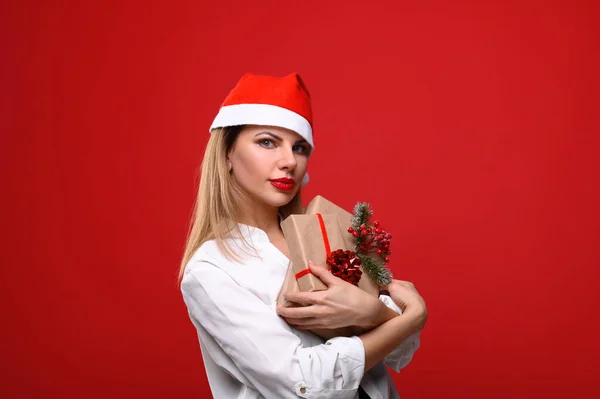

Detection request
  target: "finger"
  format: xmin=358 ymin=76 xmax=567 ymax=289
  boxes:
xmin=293 ymin=321 xmax=350 ymax=330
xmin=388 ymin=280 xmax=415 ymax=290
xmin=294 ymin=323 xmax=331 ymax=330
xmin=277 ymin=305 xmax=322 ymax=319
xmin=383 ymin=279 xmax=402 ymax=290
xmin=279 ymin=300 xmax=303 ymax=308
xmin=283 ymin=317 xmax=319 ymax=326
xmin=307 ymin=261 xmax=337 ymax=285
xmin=284 ymin=291 xmax=324 ymax=306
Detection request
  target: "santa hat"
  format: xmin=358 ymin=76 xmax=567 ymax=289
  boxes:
xmin=210 ymin=72 xmax=314 ymax=186
xmin=210 ymin=72 xmax=314 ymax=148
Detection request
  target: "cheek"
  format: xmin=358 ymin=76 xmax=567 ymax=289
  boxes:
xmin=297 ymin=156 xmax=309 ymax=173
xmin=232 ymin=151 xmax=266 ymax=181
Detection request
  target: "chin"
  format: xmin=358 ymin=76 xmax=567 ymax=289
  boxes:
xmin=258 ymin=189 xmax=297 ymax=208
xmin=265 ymin=193 xmax=295 ymax=208
xmin=242 ymin=183 xmax=299 ymax=210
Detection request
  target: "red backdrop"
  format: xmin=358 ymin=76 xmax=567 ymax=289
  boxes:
xmin=2 ymin=1 xmax=599 ymax=398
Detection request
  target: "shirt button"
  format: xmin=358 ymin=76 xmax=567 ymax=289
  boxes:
xmin=300 ymin=386 xmax=307 ymax=394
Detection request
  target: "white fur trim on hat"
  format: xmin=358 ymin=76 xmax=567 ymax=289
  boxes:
xmin=210 ymin=103 xmax=314 ymax=148
xmin=301 ymin=173 xmax=310 ymax=187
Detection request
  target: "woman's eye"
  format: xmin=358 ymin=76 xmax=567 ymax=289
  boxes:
xmin=259 ymin=139 xmax=274 ymax=148
xmin=293 ymin=145 xmax=308 ymax=154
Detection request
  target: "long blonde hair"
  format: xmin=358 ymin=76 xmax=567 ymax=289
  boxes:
xmin=178 ymin=126 xmax=303 ymax=282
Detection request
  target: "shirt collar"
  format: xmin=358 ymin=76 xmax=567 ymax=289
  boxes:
xmin=230 ymin=213 xmax=286 ymax=242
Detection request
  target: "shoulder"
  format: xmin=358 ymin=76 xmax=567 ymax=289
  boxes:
xmin=179 ymin=240 xmax=227 ymax=298
xmin=179 ymin=238 xmax=272 ymax=304
xmin=188 ymin=239 xmax=222 ymax=265
xmin=181 ymin=237 xmax=263 ymax=284
xmin=182 ymin=239 xmax=228 ymax=278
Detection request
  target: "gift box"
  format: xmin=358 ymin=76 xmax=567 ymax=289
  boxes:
xmin=280 ymin=195 xmax=380 ymax=296
xmin=305 ymin=196 xmax=381 ymax=297
xmin=280 ymin=212 xmax=343 ymax=292
xmin=277 ymin=195 xmax=385 ymax=339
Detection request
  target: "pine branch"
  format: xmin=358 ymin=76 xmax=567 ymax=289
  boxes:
xmin=358 ymin=254 xmax=393 ymax=286
xmin=351 ymin=201 xmax=394 ymax=287
xmin=352 ymin=202 xmax=373 ymax=248
xmin=351 ymin=202 xmax=372 ymax=230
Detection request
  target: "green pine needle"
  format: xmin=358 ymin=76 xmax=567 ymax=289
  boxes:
xmin=358 ymin=254 xmax=393 ymax=286
xmin=352 ymin=202 xmax=373 ymax=247
xmin=352 ymin=201 xmax=394 ymax=287
xmin=351 ymin=202 xmax=372 ymax=230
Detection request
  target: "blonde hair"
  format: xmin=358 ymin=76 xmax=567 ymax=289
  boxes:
xmin=178 ymin=126 xmax=303 ymax=282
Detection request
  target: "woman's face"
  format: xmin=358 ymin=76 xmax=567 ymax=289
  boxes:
xmin=228 ymin=125 xmax=310 ymax=209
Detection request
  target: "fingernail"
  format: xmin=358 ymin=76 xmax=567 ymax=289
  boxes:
xmin=308 ymin=260 xmax=315 ymax=266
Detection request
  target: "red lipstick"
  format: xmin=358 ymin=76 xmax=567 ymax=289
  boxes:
xmin=270 ymin=177 xmax=295 ymax=191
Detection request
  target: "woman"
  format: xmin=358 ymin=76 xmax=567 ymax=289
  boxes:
xmin=179 ymin=72 xmax=428 ymax=398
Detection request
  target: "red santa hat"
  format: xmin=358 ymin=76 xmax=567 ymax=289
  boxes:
xmin=209 ymin=72 xmax=314 ymax=149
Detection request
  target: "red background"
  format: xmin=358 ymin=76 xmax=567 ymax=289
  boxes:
xmin=2 ymin=1 xmax=599 ymax=398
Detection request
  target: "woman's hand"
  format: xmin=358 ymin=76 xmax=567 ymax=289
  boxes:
xmin=384 ymin=279 xmax=428 ymax=331
xmin=276 ymin=261 xmax=386 ymax=330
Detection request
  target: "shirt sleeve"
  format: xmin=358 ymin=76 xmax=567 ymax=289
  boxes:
xmin=378 ymin=294 xmax=421 ymax=372
xmin=180 ymin=257 xmax=365 ymax=399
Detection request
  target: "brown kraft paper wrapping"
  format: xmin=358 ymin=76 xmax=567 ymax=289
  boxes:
xmin=304 ymin=196 xmax=380 ymax=297
xmin=280 ymin=213 xmax=344 ymax=292
xmin=277 ymin=196 xmax=383 ymax=339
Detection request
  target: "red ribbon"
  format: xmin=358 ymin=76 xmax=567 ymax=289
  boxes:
xmin=295 ymin=269 xmax=312 ymax=279
xmin=295 ymin=213 xmax=330 ymax=280
xmin=316 ymin=213 xmax=331 ymax=256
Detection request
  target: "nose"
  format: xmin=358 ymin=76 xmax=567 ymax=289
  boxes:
xmin=278 ymin=146 xmax=297 ymax=171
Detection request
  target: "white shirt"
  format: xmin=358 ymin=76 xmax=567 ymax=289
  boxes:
xmin=180 ymin=224 xmax=421 ymax=399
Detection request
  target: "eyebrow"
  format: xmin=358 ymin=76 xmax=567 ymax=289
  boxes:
xmin=255 ymin=131 xmax=308 ymax=145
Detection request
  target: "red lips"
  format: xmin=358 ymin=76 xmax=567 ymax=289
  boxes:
xmin=270 ymin=178 xmax=295 ymax=184
xmin=270 ymin=177 xmax=295 ymax=191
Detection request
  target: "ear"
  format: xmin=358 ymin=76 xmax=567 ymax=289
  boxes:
xmin=227 ymin=159 xmax=233 ymax=172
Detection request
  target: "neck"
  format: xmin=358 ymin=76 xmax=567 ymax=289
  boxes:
xmin=236 ymin=197 xmax=282 ymax=236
